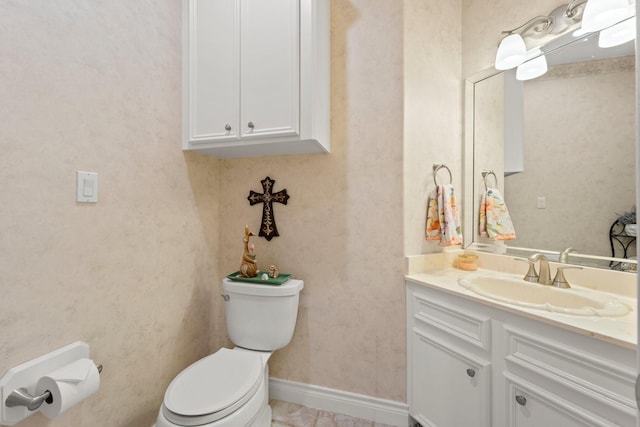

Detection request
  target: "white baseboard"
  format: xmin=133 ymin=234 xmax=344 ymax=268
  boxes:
xmin=269 ymin=378 xmax=409 ymax=426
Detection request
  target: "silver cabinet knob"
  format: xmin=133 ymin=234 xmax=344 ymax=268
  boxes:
xmin=466 ymin=368 xmax=476 ymax=378
xmin=247 ymin=121 xmax=255 ymax=129
xmin=225 ymin=124 xmax=231 ymax=131
xmin=515 ymin=395 xmax=527 ymax=406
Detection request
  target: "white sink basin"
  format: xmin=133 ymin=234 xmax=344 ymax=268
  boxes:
xmin=457 ymin=274 xmax=631 ymax=317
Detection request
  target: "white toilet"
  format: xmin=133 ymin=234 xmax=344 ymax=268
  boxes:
xmin=155 ymin=277 xmax=304 ymax=427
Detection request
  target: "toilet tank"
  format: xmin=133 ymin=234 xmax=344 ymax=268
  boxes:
xmin=222 ymin=278 xmax=304 ymax=351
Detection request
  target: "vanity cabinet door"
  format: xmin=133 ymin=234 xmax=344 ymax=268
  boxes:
xmin=509 ymin=394 xmax=601 ymax=427
xmin=506 ymin=377 xmax=615 ymax=427
xmin=412 ymin=329 xmax=491 ymax=427
xmin=501 ymin=325 xmax=636 ymax=427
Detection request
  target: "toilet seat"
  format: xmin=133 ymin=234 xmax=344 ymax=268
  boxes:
xmin=161 ymin=348 xmax=263 ymax=426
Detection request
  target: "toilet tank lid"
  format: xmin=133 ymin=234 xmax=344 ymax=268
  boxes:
xmin=223 ymin=278 xmax=304 ymax=296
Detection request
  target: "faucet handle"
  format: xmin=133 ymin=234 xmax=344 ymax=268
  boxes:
xmin=552 ymin=266 xmax=583 ymax=288
xmin=559 ymin=247 xmax=578 ymax=263
xmin=514 ymin=258 xmax=539 ymax=282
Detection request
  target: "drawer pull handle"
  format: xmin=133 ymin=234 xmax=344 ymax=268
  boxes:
xmin=225 ymin=124 xmax=231 ymax=131
xmin=466 ymin=368 xmax=476 ymax=378
xmin=515 ymin=395 xmax=527 ymax=406
xmin=248 ymin=121 xmax=255 ymax=129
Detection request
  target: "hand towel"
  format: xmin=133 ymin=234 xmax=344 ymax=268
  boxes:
xmin=479 ymin=187 xmax=516 ymax=240
xmin=425 ymin=184 xmax=462 ymax=246
xmin=425 ymin=187 xmax=441 ymax=241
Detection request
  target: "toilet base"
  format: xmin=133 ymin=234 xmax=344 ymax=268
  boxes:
xmin=252 ymin=403 xmax=272 ymax=427
xmin=154 ymin=405 xmax=271 ymax=427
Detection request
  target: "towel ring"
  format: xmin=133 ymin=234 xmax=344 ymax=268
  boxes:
xmin=433 ymin=164 xmax=453 ymax=186
xmin=482 ymin=170 xmax=498 ymax=191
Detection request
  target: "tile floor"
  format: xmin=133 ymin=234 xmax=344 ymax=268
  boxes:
xmin=270 ymin=399 xmax=396 ymax=427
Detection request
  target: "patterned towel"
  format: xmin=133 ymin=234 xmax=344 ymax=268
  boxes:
xmin=479 ymin=187 xmax=516 ymax=240
xmin=425 ymin=184 xmax=462 ymax=246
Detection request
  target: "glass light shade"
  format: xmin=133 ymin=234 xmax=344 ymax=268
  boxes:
xmin=581 ymin=0 xmax=630 ymax=32
xmin=599 ymin=17 xmax=636 ymax=48
xmin=516 ymin=53 xmax=548 ymax=81
xmin=495 ymin=34 xmax=527 ymax=70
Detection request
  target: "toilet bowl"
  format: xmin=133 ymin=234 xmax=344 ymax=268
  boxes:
xmin=155 ymin=278 xmax=303 ymax=427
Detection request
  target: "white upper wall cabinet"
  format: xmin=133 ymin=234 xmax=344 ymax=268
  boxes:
xmin=182 ymin=0 xmax=330 ymax=159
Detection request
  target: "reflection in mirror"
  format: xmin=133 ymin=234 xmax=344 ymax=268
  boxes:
xmin=465 ymin=19 xmax=637 ymax=272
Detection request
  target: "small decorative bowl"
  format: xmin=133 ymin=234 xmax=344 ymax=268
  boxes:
xmin=457 ymin=253 xmax=478 ymax=271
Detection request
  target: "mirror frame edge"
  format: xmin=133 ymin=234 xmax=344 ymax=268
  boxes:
xmin=463 ymin=67 xmax=503 ymax=251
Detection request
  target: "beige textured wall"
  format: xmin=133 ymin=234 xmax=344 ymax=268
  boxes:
xmin=403 ymin=0 xmax=463 ymax=255
xmin=214 ymin=0 xmax=406 ymax=402
xmin=0 ymin=2 xmax=221 ymax=426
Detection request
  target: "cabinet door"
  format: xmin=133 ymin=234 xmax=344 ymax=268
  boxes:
xmin=188 ymin=0 xmax=239 ymax=142
xmin=412 ymin=330 xmax=491 ymax=427
xmin=506 ymin=377 xmax=618 ymax=427
xmin=240 ymin=0 xmax=299 ymax=139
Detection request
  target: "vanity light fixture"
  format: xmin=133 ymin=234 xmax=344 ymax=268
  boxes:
xmin=598 ymin=14 xmax=636 ymax=47
xmin=495 ymin=0 xmax=635 ymax=72
xmin=494 ymin=1 xmax=587 ymax=71
xmin=516 ymin=49 xmax=548 ymax=81
xmin=495 ymin=16 xmax=554 ymax=70
xmin=548 ymin=0 xmax=588 ymax=33
xmin=581 ymin=0 xmax=630 ymax=32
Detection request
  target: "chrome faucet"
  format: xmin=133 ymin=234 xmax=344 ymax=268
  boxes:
xmin=528 ymin=253 xmax=551 ymax=285
xmin=559 ymin=247 xmax=577 ymax=263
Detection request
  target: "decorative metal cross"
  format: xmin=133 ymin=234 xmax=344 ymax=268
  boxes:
xmin=247 ymin=176 xmax=289 ymax=241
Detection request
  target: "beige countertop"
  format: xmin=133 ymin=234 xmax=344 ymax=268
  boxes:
xmin=405 ymin=251 xmax=637 ymax=350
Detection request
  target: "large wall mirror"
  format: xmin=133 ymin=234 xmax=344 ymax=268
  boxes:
xmin=464 ymin=16 xmax=636 ymax=271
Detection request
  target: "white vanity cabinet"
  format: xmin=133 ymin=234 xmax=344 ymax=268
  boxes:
xmin=182 ymin=0 xmax=330 ymax=159
xmin=408 ymin=284 xmax=492 ymax=427
xmin=406 ymin=280 xmax=636 ymax=427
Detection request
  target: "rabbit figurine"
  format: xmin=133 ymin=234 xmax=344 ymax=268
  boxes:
xmin=239 ymin=225 xmax=258 ymax=278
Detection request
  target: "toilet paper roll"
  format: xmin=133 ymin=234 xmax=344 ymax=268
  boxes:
xmin=34 ymin=358 xmax=100 ymax=419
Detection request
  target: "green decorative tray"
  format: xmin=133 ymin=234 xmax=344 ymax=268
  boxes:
xmin=226 ymin=271 xmax=292 ymax=285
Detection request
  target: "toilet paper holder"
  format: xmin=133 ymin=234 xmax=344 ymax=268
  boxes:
xmin=0 ymin=341 xmax=101 ymax=426
xmin=4 ymin=364 xmax=102 ymax=411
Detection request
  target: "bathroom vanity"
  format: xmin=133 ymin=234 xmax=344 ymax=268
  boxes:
xmin=406 ymin=252 xmax=637 ymax=427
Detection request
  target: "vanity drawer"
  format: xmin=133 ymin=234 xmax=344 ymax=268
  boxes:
xmin=503 ymin=324 xmax=636 ymax=420
xmin=411 ymin=289 xmax=491 ymax=351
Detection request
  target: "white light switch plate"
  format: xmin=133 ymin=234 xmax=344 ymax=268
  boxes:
xmin=76 ymin=171 xmax=98 ymax=203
